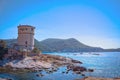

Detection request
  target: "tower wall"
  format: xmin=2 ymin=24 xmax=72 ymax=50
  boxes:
xmin=17 ymin=25 xmax=35 ymax=50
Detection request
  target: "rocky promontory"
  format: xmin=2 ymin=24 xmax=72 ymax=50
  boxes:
xmin=0 ymin=54 xmax=85 ymax=73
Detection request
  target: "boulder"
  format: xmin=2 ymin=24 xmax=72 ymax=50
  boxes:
xmin=71 ymin=60 xmax=82 ymax=64
xmin=88 ymin=69 xmax=94 ymax=72
xmin=73 ymin=66 xmax=87 ymax=72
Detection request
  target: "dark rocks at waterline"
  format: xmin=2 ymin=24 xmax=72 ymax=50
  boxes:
xmin=75 ymin=71 xmax=81 ymax=74
xmin=66 ymin=71 xmax=69 ymax=74
xmin=66 ymin=65 xmax=88 ymax=76
xmin=67 ymin=65 xmax=87 ymax=72
xmin=44 ymin=68 xmax=58 ymax=74
xmin=51 ymin=67 xmax=58 ymax=72
xmin=88 ymin=69 xmax=94 ymax=72
xmin=73 ymin=66 xmax=87 ymax=72
xmin=47 ymin=70 xmax=53 ymax=74
xmin=81 ymin=74 xmax=85 ymax=76
xmin=62 ymin=71 xmax=65 ymax=74
xmin=39 ymin=69 xmax=43 ymax=72
xmin=67 ymin=65 xmax=74 ymax=70
xmin=71 ymin=60 xmax=82 ymax=64
xmin=36 ymin=73 xmax=44 ymax=77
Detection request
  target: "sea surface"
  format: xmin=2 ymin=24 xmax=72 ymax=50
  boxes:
xmin=0 ymin=52 xmax=120 ymax=80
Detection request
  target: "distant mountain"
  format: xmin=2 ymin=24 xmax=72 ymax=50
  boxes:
xmin=105 ymin=48 xmax=120 ymax=52
xmin=1 ymin=38 xmax=120 ymax=52
xmin=36 ymin=38 xmax=104 ymax=52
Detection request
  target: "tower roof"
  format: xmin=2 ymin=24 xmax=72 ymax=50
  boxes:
xmin=18 ymin=24 xmax=35 ymax=28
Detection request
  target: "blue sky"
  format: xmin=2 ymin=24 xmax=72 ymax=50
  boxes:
xmin=0 ymin=0 xmax=120 ymax=49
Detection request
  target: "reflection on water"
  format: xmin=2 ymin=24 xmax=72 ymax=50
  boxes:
xmin=0 ymin=52 xmax=120 ymax=80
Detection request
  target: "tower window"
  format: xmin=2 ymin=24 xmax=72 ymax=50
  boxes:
xmin=31 ymin=28 xmax=33 ymax=31
xmin=20 ymin=28 xmax=24 ymax=31
xmin=25 ymin=41 xmax=27 ymax=44
xmin=25 ymin=41 xmax=27 ymax=48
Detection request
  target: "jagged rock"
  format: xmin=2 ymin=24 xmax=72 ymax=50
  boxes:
xmin=81 ymin=74 xmax=85 ymax=76
xmin=36 ymin=73 xmax=44 ymax=77
xmin=62 ymin=71 xmax=65 ymax=73
xmin=72 ymin=66 xmax=87 ymax=72
xmin=67 ymin=65 xmax=87 ymax=74
xmin=71 ymin=60 xmax=82 ymax=64
xmin=88 ymin=69 xmax=94 ymax=72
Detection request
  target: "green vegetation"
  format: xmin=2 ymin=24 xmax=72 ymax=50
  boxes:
xmin=0 ymin=40 xmax=8 ymax=60
xmin=32 ymin=47 xmax=41 ymax=54
xmin=0 ymin=40 xmax=6 ymax=48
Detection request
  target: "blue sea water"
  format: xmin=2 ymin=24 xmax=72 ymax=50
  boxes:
xmin=0 ymin=52 xmax=120 ymax=80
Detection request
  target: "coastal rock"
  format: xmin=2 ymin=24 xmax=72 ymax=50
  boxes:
xmin=67 ymin=65 xmax=86 ymax=72
xmin=88 ymin=69 xmax=94 ymax=72
xmin=36 ymin=73 xmax=44 ymax=77
xmin=4 ymin=57 xmax=52 ymax=69
xmin=71 ymin=59 xmax=82 ymax=64
xmin=73 ymin=66 xmax=87 ymax=72
xmin=0 ymin=54 xmax=84 ymax=73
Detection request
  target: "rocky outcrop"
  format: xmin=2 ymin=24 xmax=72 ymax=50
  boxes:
xmin=0 ymin=54 xmax=84 ymax=73
xmin=66 ymin=65 xmax=87 ymax=75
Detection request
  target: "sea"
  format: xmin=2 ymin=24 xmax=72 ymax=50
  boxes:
xmin=0 ymin=52 xmax=120 ymax=80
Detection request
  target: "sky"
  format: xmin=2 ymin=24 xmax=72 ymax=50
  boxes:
xmin=0 ymin=0 xmax=120 ymax=49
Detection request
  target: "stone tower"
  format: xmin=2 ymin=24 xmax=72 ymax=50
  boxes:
xmin=17 ymin=25 xmax=35 ymax=51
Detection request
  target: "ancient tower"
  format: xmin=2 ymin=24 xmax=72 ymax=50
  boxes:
xmin=17 ymin=25 xmax=35 ymax=51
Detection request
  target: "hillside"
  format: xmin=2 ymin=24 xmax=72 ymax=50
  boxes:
xmin=1 ymin=38 xmax=119 ymax=52
xmin=1 ymin=38 xmax=104 ymax=52
xmin=105 ymin=48 xmax=120 ymax=52
xmin=37 ymin=38 xmax=104 ymax=52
